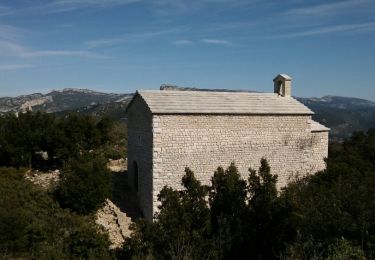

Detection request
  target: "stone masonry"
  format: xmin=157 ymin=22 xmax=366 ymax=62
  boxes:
xmin=127 ymin=74 xmax=329 ymax=221
xmin=127 ymin=96 xmax=153 ymax=220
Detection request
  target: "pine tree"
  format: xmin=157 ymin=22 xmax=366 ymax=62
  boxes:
xmin=209 ymin=162 xmax=247 ymax=259
xmin=55 ymin=152 xmax=112 ymax=214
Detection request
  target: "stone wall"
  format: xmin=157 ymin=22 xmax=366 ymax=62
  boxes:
xmin=127 ymin=96 xmax=153 ymax=220
xmin=309 ymin=130 xmax=329 ymax=175
xmin=151 ymin=114 xmax=328 ymax=219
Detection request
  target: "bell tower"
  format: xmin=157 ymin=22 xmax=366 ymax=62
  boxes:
xmin=273 ymin=74 xmax=292 ymax=97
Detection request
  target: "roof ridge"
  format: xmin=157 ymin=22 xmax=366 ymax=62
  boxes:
xmin=129 ymin=90 xmax=314 ymax=115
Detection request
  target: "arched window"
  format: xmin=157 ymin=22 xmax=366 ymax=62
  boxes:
xmin=133 ymin=161 xmax=139 ymax=192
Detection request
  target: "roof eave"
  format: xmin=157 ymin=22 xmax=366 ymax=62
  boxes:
xmin=150 ymin=112 xmax=314 ymax=116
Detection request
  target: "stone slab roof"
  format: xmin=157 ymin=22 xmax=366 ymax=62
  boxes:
xmin=133 ymin=90 xmax=314 ymax=115
xmin=309 ymin=119 xmax=330 ymax=132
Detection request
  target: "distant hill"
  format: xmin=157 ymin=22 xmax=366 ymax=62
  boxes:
xmin=1 ymin=87 xmax=375 ymax=141
xmin=296 ymin=96 xmax=375 ymax=141
xmin=0 ymin=88 xmax=132 ymax=114
xmin=54 ymin=100 xmax=131 ymax=120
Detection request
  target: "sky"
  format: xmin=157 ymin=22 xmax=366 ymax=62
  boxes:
xmin=0 ymin=0 xmax=374 ymax=100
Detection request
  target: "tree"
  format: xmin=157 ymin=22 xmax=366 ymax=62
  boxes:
xmin=246 ymin=158 xmax=296 ymax=259
xmin=209 ymin=162 xmax=247 ymax=258
xmin=0 ymin=167 xmax=113 ymax=259
xmin=123 ymin=168 xmax=214 ymax=259
xmin=0 ymin=111 xmax=120 ymax=169
xmin=281 ymin=129 xmax=375 ymax=259
xmin=55 ymin=152 xmax=112 ymax=214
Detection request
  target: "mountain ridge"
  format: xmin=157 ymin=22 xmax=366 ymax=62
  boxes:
xmin=1 ymin=87 xmax=374 ymax=141
xmin=0 ymin=88 xmax=132 ymax=114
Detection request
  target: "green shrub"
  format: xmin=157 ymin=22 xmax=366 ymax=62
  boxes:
xmin=0 ymin=167 xmax=113 ymax=259
xmin=327 ymin=239 xmax=366 ymax=260
xmin=55 ymin=153 xmax=112 ymax=214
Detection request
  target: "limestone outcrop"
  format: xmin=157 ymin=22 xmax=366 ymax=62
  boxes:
xmin=25 ymin=169 xmax=134 ymax=249
xmin=96 ymin=199 xmax=133 ymax=249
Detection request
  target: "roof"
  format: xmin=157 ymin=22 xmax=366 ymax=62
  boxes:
xmin=273 ymin=74 xmax=292 ymax=81
xmin=309 ymin=119 xmax=330 ymax=132
xmin=131 ymin=90 xmax=314 ymax=115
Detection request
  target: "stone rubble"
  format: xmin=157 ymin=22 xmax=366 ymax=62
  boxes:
xmin=107 ymin=158 xmax=127 ymax=172
xmin=25 ymin=169 xmax=60 ymax=190
xmin=25 ymin=168 xmax=135 ymax=249
xmin=96 ymin=199 xmax=133 ymax=249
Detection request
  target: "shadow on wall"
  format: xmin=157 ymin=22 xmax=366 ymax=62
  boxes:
xmin=111 ymin=171 xmax=142 ymax=221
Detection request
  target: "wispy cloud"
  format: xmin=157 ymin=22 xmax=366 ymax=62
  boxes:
xmin=152 ymin=0 xmax=251 ymax=14
xmin=0 ymin=40 xmax=93 ymax=58
xmin=0 ymin=64 xmax=32 ymax=71
xmin=26 ymin=50 xmax=91 ymax=58
xmin=0 ymin=5 xmax=13 ymax=16
xmin=201 ymin=38 xmax=236 ymax=47
xmin=0 ymin=24 xmax=24 ymax=41
xmin=277 ymin=22 xmax=375 ymax=38
xmin=5 ymin=0 xmax=141 ymax=15
xmin=3 ymin=0 xmax=253 ymax=16
xmin=87 ymin=28 xmax=187 ymax=48
xmin=87 ymin=37 xmax=129 ymax=49
xmin=285 ymin=0 xmax=371 ymax=16
xmin=172 ymin=39 xmax=194 ymax=45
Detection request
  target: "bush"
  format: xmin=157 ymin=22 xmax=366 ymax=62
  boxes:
xmin=282 ymin=129 xmax=375 ymax=259
xmin=327 ymin=239 xmax=366 ymax=260
xmin=123 ymin=161 xmax=285 ymax=259
xmin=55 ymin=153 xmax=112 ymax=214
xmin=0 ymin=112 xmax=123 ymax=169
xmin=0 ymin=167 xmax=113 ymax=259
xmin=122 ymin=129 xmax=375 ymax=259
xmin=123 ymin=168 xmax=214 ymax=259
xmin=209 ymin=162 xmax=247 ymax=258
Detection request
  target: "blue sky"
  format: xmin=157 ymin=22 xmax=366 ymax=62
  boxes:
xmin=0 ymin=0 xmax=374 ymax=100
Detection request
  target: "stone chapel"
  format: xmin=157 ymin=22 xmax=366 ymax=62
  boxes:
xmin=126 ymin=74 xmax=329 ymax=220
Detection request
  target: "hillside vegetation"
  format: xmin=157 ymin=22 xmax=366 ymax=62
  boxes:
xmin=0 ymin=111 xmax=127 ymax=169
xmin=0 ymin=166 xmax=114 ymax=259
xmin=122 ymin=129 xmax=375 ymax=259
xmin=1 ymin=110 xmax=374 ymax=259
xmin=0 ymin=112 xmax=124 ymax=259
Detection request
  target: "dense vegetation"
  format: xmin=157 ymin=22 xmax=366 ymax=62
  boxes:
xmin=1 ymin=110 xmax=374 ymax=259
xmin=122 ymin=129 xmax=375 ymax=259
xmin=55 ymin=153 xmax=112 ymax=214
xmin=0 ymin=112 xmax=120 ymax=259
xmin=0 ymin=167 xmax=113 ymax=259
xmin=0 ymin=111 xmax=127 ymax=169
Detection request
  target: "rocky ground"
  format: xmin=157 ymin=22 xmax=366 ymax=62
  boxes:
xmin=24 ymin=159 xmax=138 ymax=249
xmin=96 ymin=199 xmax=133 ymax=248
xmin=107 ymin=158 xmax=127 ymax=172
xmin=25 ymin=169 xmax=60 ymax=190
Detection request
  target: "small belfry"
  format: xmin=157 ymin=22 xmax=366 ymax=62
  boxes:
xmin=126 ymin=74 xmax=329 ymax=220
xmin=273 ymin=74 xmax=292 ymax=97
